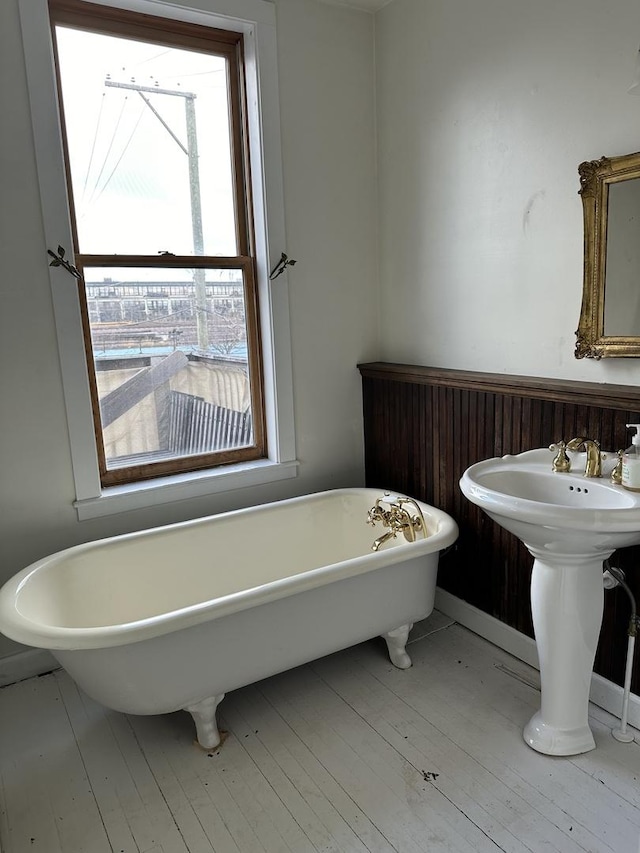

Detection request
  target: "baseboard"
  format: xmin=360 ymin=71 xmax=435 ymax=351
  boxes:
xmin=435 ymin=587 xmax=640 ymax=733
xmin=0 ymin=648 xmax=58 ymax=688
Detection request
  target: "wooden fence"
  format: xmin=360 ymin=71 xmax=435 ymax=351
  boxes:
xmin=167 ymin=390 xmax=252 ymax=454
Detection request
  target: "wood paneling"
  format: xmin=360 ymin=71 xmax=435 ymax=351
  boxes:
xmin=359 ymin=362 xmax=640 ymax=693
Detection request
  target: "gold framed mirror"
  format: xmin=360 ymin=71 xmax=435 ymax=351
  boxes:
xmin=576 ymin=150 xmax=640 ymax=358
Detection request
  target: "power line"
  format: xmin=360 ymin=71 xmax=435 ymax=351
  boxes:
xmin=90 ymin=103 xmax=146 ymax=207
xmin=82 ymin=92 xmax=106 ymax=204
xmin=87 ymin=93 xmax=129 ymax=206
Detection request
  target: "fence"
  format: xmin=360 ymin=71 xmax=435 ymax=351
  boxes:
xmin=167 ymin=390 xmax=253 ymax=455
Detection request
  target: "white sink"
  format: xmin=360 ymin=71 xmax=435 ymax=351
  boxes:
xmin=460 ymin=448 xmax=640 ymax=553
xmin=470 ymin=466 xmax=635 ymax=507
xmin=460 ymin=448 xmax=640 ymax=757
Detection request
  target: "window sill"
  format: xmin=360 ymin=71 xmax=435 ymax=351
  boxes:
xmin=73 ymin=458 xmax=299 ymax=520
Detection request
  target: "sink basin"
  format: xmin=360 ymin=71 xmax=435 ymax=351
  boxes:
xmin=460 ymin=448 xmax=640 ymax=553
xmin=460 ymin=447 xmax=640 ymax=757
xmin=472 ymin=467 xmax=635 ymax=508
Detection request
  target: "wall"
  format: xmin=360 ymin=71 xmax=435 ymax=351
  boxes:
xmin=8 ymin=0 xmax=639 ymax=667
xmin=0 ymin=0 xmax=377 ymax=659
xmin=375 ymin=0 xmax=640 ymax=383
xmin=360 ymin=363 xmax=640 ymax=694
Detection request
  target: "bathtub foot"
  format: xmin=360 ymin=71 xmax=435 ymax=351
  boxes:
xmin=184 ymin=694 xmax=225 ymax=749
xmin=382 ymin=623 xmax=413 ymax=669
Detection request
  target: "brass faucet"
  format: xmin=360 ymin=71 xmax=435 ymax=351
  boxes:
xmin=566 ymin=437 xmax=604 ymax=477
xmin=367 ymin=495 xmax=427 ymax=552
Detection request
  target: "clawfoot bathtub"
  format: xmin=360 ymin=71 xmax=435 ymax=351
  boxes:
xmin=0 ymin=489 xmax=457 ymax=748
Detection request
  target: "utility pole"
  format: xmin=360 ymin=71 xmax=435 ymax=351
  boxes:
xmin=105 ymin=78 xmax=209 ymax=350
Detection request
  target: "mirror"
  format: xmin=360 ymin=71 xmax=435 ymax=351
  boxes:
xmin=576 ymin=150 xmax=640 ymax=358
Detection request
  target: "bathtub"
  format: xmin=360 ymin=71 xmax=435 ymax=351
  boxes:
xmin=0 ymin=488 xmax=457 ymax=748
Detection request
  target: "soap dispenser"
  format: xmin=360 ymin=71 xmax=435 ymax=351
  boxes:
xmin=621 ymin=424 xmax=640 ymax=491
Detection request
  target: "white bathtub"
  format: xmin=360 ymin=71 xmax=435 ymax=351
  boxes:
xmin=0 ymin=488 xmax=457 ymax=748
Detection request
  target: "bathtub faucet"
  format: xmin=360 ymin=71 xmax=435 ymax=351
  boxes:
xmin=367 ymin=495 xmax=427 ymax=552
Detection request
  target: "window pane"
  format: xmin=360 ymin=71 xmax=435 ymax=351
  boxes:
xmin=84 ymin=267 xmax=254 ymax=469
xmin=55 ymin=27 xmax=238 ymax=256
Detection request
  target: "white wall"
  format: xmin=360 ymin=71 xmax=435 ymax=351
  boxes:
xmin=0 ymin=0 xmax=377 ymax=658
xmin=9 ymin=0 xmax=640 ymax=665
xmin=375 ymin=0 xmax=640 ymax=382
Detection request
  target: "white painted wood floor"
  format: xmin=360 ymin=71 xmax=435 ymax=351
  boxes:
xmin=1 ymin=613 xmax=639 ymax=853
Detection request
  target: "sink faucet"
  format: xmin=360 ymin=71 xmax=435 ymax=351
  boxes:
xmin=367 ymin=495 xmax=427 ymax=552
xmin=566 ymin=437 xmax=604 ymax=477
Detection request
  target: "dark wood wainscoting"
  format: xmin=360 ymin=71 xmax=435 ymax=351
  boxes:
xmin=359 ymin=362 xmax=640 ymax=692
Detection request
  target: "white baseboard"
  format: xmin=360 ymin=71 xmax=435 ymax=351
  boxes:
xmin=0 ymin=648 xmax=58 ymax=688
xmin=435 ymin=587 xmax=640 ymax=732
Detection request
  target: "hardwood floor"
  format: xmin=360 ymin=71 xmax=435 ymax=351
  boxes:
xmin=1 ymin=613 xmax=639 ymax=853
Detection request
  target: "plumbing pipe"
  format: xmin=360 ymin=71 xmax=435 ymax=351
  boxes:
xmin=603 ymin=564 xmax=638 ymax=743
xmin=603 ymin=568 xmax=620 ymax=589
xmin=613 ymin=631 xmax=637 ymax=743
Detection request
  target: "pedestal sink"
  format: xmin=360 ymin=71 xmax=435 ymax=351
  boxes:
xmin=459 ymin=448 xmax=640 ymax=756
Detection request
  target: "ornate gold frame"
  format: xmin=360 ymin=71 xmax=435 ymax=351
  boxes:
xmin=576 ymin=150 xmax=640 ymax=358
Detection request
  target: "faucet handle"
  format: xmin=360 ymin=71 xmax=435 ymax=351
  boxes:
xmin=367 ymin=502 xmax=384 ymax=525
xmin=549 ymin=441 xmax=571 ymax=473
xmin=611 ymin=449 xmax=624 ymax=485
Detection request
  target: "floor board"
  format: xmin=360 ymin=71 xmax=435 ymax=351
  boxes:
xmin=1 ymin=616 xmax=639 ymax=853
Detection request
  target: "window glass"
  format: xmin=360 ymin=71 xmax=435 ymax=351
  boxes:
xmin=55 ymin=26 xmax=238 ymax=257
xmin=83 ymin=265 xmax=255 ymax=472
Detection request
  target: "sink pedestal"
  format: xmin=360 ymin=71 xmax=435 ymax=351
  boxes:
xmin=524 ymin=551 xmax=605 ymax=756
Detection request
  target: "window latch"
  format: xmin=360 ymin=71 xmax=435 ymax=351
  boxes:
xmin=269 ymin=252 xmax=297 ymax=281
xmin=47 ymin=245 xmax=81 ymax=280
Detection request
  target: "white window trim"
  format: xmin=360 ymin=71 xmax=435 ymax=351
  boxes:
xmin=20 ymin=0 xmax=297 ymax=520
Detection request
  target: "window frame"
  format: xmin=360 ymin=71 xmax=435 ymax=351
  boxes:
xmin=21 ymin=0 xmax=297 ymax=519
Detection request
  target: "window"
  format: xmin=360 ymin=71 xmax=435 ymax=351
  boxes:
xmin=21 ymin=0 xmax=296 ymax=517
xmin=50 ymin=0 xmax=265 ymax=486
